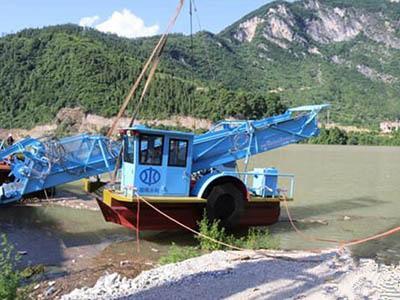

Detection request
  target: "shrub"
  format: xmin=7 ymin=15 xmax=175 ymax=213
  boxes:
xmin=197 ymin=212 xmax=279 ymax=251
xmin=159 ymin=215 xmax=279 ymax=265
xmin=0 ymin=234 xmax=21 ymax=300
xmin=196 ymin=212 xmax=229 ymax=251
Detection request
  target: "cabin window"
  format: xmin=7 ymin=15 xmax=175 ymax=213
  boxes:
xmin=123 ymin=136 xmax=135 ymax=163
xmin=168 ymin=139 xmax=188 ymax=167
xmin=139 ymin=134 xmax=164 ymax=165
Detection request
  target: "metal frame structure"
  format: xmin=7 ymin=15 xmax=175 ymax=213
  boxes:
xmin=0 ymin=134 xmax=119 ymax=205
xmin=0 ymin=104 xmax=328 ymax=230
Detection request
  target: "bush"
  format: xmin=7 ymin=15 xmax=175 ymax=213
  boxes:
xmin=0 ymin=234 xmax=21 ymax=300
xmin=196 ymin=212 xmax=228 ymax=251
xmin=158 ymin=243 xmax=200 ymax=265
xmin=308 ymin=126 xmax=400 ymax=146
xmin=196 ymin=212 xmax=279 ymax=251
xmin=159 ymin=215 xmax=279 ymax=265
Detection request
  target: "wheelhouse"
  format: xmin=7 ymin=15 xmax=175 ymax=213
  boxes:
xmin=120 ymin=126 xmax=194 ymax=197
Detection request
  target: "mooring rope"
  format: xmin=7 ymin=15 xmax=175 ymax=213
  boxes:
xmin=133 ymin=191 xmax=400 ymax=257
xmin=134 ymin=191 xmax=243 ymax=251
xmin=281 ymin=195 xmax=400 ymax=249
xmin=132 ymin=192 xmax=332 ymax=262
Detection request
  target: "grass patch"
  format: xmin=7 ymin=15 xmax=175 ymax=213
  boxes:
xmin=197 ymin=212 xmax=279 ymax=251
xmin=0 ymin=234 xmax=41 ymax=300
xmin=20 ymin=264 xmax=45 ymax=279
xmin=0 ymin=234 xmax=21 ymax=300
xmin=159 ymin=214 xmax=279 ymax=264
xmin=196 ymin=213 xmax=229 ymax=251
xmin=158 ymin=243 xmax=201 ymax=265
xmin=231 ymin=227 xmax=279 ymax=250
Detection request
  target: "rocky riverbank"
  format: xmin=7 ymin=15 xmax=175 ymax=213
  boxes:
xmin=0 ymin=107 xmax=212 ymax=140
xmin=62 ymin=249 xmax=400 ymax=300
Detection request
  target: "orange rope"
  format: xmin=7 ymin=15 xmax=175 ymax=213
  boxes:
xmin=282 ymin=196 xmax=400 ymax=249
xmin=282 ymin=197 xmax=343 ymax=244
xmin=134 ymin=191 xmax=400 ymax=253
xmin=134 ymin=192 xmax=243 ymax=251
xmin=133 ymin=193 xmax=330 ymax=262
xmin=342 ymin=226 xmax=400 ymax=248
xmin=108 ymin=0 xmax=185 ymax=185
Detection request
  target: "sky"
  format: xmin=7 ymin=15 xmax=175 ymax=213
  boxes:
xmin=0 ymin=0 xmax=280 ymax=38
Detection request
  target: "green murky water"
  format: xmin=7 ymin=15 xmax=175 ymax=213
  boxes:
xmin=0 ymin=145 xmax=399 ymax=265
xmin=247 ymin=144 xmax=400 ymax=264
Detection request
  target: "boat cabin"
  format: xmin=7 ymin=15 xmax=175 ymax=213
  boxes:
xmin=119 ymin=126 xmax=194 ymax=197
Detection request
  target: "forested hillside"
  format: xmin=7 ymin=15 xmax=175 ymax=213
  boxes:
xmin=0 ymin=25 xmax=285 ymax=128
xmin=1 ymin=0 xmax=400 ymax=129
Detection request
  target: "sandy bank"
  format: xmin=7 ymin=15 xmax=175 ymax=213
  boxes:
xmin=62 ymin=249 xmax=400 ymax=299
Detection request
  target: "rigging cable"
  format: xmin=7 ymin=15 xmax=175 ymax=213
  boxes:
xmin=107 ymin=0 xmax=186 ymax=137
xmin=192 ymin=0 xmax=216 ymax=81
xmin=189 ymin=0 xmax=194 ymax=126
xmin=129 ymin=55 xmax=161 ymax=127
xmin=190 ymin=0 xmax=194 ymax=60
xmin=110 ymin=56 xmax=162 ymax=183
xmin=108 ymin=0 xmax=186 ymax=184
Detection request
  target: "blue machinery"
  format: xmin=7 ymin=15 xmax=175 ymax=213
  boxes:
xmin=0 ymin=134 xmax=119 ymax=205
xmin=0 ymin=105 xmax=328 ymax=228
xmin=118 ymin=105 xmax=328 ymax=198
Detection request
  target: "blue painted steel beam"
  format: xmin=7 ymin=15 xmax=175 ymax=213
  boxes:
xmin=191 ymin=105 xmax=329 ymax=172
xmin=0 ymin=134 xmax=120 ymax=205
xmin=0 ymin=104 xmax=328 ymax=206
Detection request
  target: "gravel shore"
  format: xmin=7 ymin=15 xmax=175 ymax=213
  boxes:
xmin=61 ymin=249 xmax=400 ymax=300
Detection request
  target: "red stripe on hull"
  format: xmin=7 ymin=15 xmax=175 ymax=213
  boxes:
xmin=97 ymin=199 xmax=280 ymax=231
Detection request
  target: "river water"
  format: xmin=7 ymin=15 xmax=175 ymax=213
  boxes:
xmin=248 ymin=144 xmax=400 ymax=264
xmin=0 ymin=145 xmax=399 ymax=266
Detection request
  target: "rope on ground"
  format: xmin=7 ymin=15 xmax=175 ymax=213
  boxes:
xmin=282 ymin=196 xmax=343 ymax=244
xmin=342 ymin=226 xmax=400 ymax=248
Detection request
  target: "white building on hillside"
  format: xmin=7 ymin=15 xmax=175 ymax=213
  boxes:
xmin=380 ymin=121 xmax=400 ymax=134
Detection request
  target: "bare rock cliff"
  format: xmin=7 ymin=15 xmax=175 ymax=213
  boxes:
xmin=229 ymin=0 xmax=400 ymax=50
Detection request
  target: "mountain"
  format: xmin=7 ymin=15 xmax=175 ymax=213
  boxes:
xmin=1 ymin=0 xmax=400 ymax=129
xmin=0 ymin=26 xmax=284 ymax=129
xmin=217 ymin=0 xmax=400 ymax=125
